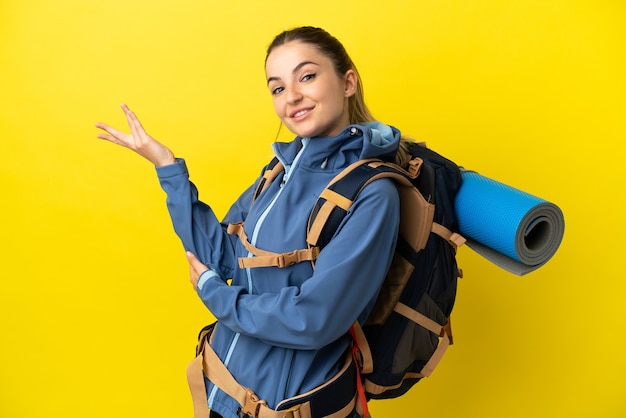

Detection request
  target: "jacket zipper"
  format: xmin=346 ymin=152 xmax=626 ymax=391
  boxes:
xmin=208 ymin=138 xmax=309 ymax=408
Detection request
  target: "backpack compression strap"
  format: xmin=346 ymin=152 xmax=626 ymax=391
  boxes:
xmin=393 ymin=302 xmax=452 ymax=377
xmin=357 ymin=304 xmax=453 ymax=398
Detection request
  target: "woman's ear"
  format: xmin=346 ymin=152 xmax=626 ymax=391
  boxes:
xmin=343 ymin=69 xmax=358 ymax=98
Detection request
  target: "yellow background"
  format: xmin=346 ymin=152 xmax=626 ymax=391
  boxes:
xmin=1 ymin=0 xmax=624 ymax=417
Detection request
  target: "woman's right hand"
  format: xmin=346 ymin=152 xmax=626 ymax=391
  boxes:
xmin=95 ymin=104 xmax=176 ymax=167
xmin=186 ymin=251 xmax=210 ymax=291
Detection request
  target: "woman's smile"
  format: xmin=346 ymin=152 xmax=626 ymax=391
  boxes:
xmin=290 ymin=107 xmax=313 ymax=120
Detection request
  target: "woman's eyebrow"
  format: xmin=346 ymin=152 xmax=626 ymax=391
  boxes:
xmin=267 ymin=61 xmax=320 ymax=85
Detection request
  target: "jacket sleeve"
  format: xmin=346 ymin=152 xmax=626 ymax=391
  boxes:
xmin=156 ymin=158 xmax=257 ymax=278
xmin=196 ymin=178 xmax=400 ymax=350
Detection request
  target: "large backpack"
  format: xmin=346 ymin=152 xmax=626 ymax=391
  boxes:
xmin=189 ymin=141 xmax=466 ymax=417
xmin=335 ymin=142 xmax=464 ymax=402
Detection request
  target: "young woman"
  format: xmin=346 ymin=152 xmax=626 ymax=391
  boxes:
xmin=97 ymin=26 xmax=403 ymax=418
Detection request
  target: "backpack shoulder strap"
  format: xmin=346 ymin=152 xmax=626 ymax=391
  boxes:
xmin=251 ymin=157 xmax=284 ymax=204
xmin=307 ymin=158 xmax=433 ymax=255
xmin=307 ymin=157 xmax=456 ymax=328
xmin=252 ymin=138 xmax=305 ymax=204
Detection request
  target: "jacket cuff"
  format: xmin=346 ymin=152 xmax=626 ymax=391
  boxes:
xmin=155 ymin=157 xmax=187 ymax=179
xmin=197 ymin=269 xmax=221 ymax=292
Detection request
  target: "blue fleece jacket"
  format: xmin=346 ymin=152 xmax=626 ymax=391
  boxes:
xmin=156 ymin=122 xmax=401 ymax=418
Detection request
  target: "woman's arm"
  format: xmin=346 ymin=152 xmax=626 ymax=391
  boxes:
xmin=156 ymin=160 xmax=257 ymax=278
xmin=190 ymin=178 xmax=400 ymax=350
xmin=95 ymin=104 xmax=251 ymax=277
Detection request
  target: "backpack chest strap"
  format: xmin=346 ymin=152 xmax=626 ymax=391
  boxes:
xmin=227 ymin=222 xmax=319 ymax=268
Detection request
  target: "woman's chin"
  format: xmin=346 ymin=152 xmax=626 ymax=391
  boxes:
xmin=283 ymin=121 xmax=323 ymax=139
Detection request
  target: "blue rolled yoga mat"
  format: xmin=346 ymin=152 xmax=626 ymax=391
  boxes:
xmin=455 ymin=170 xmax=565 ymax=276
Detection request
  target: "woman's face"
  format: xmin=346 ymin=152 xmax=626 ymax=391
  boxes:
xmin=265 ymin=41 xmax=357 ymax=138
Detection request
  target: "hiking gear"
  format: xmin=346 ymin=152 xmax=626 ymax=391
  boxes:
xmin=455 ymin=169 xmax=565 ymax=275
xmin=162 ymin=124 xmax=401 ymax=417
xmin=188 ymin=323 xmax=360 ymax=418
xmin=227 ymin=140 xmax=465 ymax=404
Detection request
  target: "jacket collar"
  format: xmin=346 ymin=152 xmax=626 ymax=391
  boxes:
xmin=272 ymin=123 xmax=400 ymax=170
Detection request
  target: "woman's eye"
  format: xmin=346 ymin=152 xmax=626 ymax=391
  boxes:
xmin=271 ymin=86 xmax=284 ymax=95
xmin=301 ymin=73 xmax=316 ymax=82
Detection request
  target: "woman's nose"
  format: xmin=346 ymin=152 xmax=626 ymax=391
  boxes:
xmin=286 ymin=87 xmax=303 ymax=104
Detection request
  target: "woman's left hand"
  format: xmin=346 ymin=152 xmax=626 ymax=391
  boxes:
xmin=186 ymin=251 xmax=209 ymax=291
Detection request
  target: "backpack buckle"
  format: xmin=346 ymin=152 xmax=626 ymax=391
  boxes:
xmin=406 ymin=157 xmax=423 ymax=178
xmin=276 ymin=247 xmax=320 ymax=268
xmin=241 ymin=388 xmax=266 ymax=418
xmin=277 ymin=251 xmax=299 ymax=268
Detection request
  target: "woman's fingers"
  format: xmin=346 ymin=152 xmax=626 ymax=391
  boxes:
xmin=95 ymin=104 xmax=147 ymax=150
xmin=95 ymin=122 xmax=131 ymax=147
xmin=186 ymin=251 xmax=208 ymax=274
xmin=189 ymin=264 xmax=199 ymax=290
xmin=96 ymin=105 xmax=176 ymax=166
xmin=186 ymin=251 xmax=209 ymax=290
xmin=121 ymin=104 xmax=147 ymax=141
